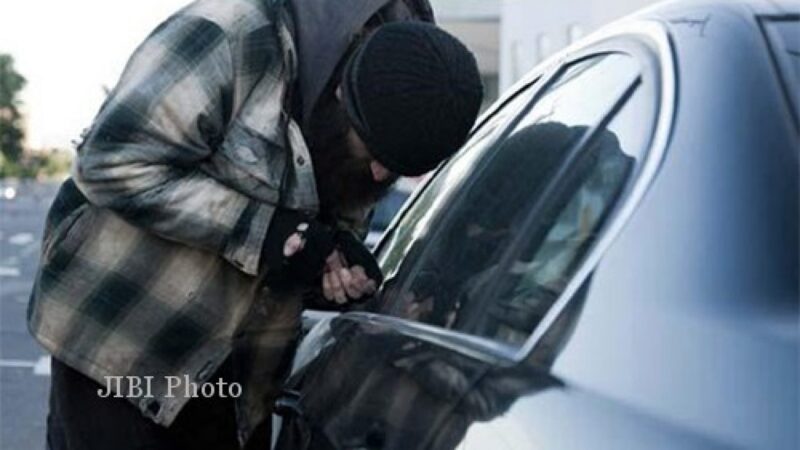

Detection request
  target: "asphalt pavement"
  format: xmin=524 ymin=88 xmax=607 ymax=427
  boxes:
xmin=1 ymin=180 xmax=60 ymax=450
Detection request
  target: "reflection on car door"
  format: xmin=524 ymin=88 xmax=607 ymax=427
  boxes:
xmin=274 ymin=318 xmax=499 ymax=449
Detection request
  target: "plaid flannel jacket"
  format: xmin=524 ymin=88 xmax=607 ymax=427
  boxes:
xmin=26 ymin=0 xmax=353 ymax=444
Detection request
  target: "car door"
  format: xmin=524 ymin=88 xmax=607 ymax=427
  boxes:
xmin=274 ymin=22 xmax=703 ymax=450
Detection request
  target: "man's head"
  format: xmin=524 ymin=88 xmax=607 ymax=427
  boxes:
xmin=290 ymin=0 xmax=435 ymax=124
xmin=341 ymin=22 xmax=484 ymax=177
xmin=308 ymin=21 xmax=483 ymax=215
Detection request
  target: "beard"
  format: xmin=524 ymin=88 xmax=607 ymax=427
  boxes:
xmin=306 ymin=95 xmax=398 ymax=219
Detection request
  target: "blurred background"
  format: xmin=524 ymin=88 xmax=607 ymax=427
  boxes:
xmin=0 ymin=0 xmax=661 ymax=448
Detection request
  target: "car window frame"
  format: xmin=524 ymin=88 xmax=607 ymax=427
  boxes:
xmin=324 ymin=21 xmax=677 ymax=366
xmin=520 ymin=20 xmax=676 ymax=362
xmin=471 ymin=55 xmax=641 ymax=287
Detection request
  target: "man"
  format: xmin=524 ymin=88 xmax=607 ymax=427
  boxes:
xmin=28 ymin=0 xmax=483 ymax=448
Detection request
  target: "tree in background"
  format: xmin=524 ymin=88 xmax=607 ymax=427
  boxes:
xmin=0 ymin=53 xmax=27 ymax=163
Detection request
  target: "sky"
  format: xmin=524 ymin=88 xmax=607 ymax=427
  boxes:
xmin=0 ymin=0 xmax=192 ymax=150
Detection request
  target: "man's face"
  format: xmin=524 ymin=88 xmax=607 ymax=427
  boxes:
xmin=306 ymin=88 xmax=399 ymax=216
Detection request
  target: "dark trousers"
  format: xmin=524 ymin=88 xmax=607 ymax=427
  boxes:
xmin=46 ymin=357 xmax=269 ymax=450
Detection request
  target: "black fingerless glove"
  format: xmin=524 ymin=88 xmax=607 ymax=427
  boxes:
xmin=262 ymin=209 xmax=336 ymax=288
xmin=334 ymin=230 xmax=384 ymax=287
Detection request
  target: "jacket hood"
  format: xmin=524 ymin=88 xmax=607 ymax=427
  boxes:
xmin=286 ymin=0 xmax=434 ymax=126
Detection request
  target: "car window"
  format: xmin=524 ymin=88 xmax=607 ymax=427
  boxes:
xmin=373 ymin=53 xmax=656 ymax=348
xmin=376 ymin=74 xmax=543 ymax=280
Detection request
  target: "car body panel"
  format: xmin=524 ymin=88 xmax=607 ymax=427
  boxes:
xmin=548 ymin=1 xmax=799 ymax=446
xmin=277 ymin=315 xmax=731 ymax=450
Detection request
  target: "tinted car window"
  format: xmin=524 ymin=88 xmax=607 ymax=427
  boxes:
xmin=376 ymin=75 xmax=542 ymax=280
xmin=374 ymin=53 xmax=655 ymax=347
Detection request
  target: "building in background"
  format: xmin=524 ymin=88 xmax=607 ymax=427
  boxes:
xmin=430 ymin=1 xmax=667 ymax=103
xmin=432 ymin=0 xmax=501 ymax=109
xmin=499 ymin=0 xmax=662 ymax=89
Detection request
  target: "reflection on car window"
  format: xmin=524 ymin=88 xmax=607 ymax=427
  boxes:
xmin=377 ymin=77 xmax=541 ymax=280
xmin=375 ymin=53 xmax=654 ymax=347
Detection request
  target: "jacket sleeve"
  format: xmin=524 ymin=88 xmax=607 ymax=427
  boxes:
xmin=73 ymin=14 xmax=275 ymax=276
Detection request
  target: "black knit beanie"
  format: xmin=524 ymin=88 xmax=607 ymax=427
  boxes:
xmin=341 ymin=22 xmax=483 ymax=177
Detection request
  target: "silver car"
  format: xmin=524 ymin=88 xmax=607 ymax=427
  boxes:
xmin=274 ymin=1 xmax=799 ymax=448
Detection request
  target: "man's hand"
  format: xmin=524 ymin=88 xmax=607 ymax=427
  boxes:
xmin=262 ymin=209 xmax=336 ymax=288
xmin=318 ymin=231 xmax=384 ymax=305
xmin=321 ymin=250 xmax=377 ymax=304
xmin=263 ymin=210 xmax=383 ymax=302
xmin=334 ymin=231 xmax=384 ymax=285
